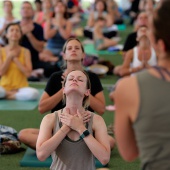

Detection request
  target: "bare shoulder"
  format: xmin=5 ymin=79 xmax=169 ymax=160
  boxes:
xmin=22 ymin=47 xmax=29 ymax=52
xmin=93 ymin=114 xmax=105 ymax=125
xmin=42 ymin=113 xmax=56 ymax=124
xmin=126 ymin=49 xmax=133 ymax=58
xmin=115 ymin=76 xmax=138 ymax=96
xmin=114 ymin=76 xmax=140 ymax=121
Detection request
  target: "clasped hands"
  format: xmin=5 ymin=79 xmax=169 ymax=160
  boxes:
xmin=59 ymin=108 xmax=91 ymax=132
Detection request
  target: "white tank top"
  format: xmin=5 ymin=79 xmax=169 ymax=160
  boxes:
xmin=131 ymin=47 xmax=157 ymax=68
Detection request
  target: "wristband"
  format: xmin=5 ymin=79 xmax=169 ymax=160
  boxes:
xmin=80 ymin=130 xmax=90 ymax=139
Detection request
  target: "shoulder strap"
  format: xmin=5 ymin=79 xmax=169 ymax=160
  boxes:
xmin=152 ymin=66 xmax=165 ymax=80
xmin=161 ymin=67 xmax=170 ymax=77
xmin=52 ymin=111 xmax=58 ymax=135
xmin=152 ymin=66 xmax=170 ymax=80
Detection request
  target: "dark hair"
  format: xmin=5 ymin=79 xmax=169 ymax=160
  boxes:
xmin=34 ymin=0 xmax=42 ymax=4
xmin=3 ymin=23 xmax=23 ymax=45
xmin=62 ymin=37 xmax=85 ymax=53
xmin=22 ymin=1 xmax=33 ymax=8
xmin=62 ymin=70 xmax=91 ymax=108
xmin=95 ymin=0 xmax=107 ymax=12
xmin=54 ymin=0 xmax=69 ymax=19
xmin=3 ymin=0 xmax=13 ymax=8
xmin=152 ymin=0 xmax=170 ymax=53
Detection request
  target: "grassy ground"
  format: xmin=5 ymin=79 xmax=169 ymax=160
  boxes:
xmin=0 ymin=2 xmax=141 ymax=170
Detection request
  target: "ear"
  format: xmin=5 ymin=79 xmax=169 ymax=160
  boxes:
xmin=85 ymin=89 xmax=90 ymax=96
xmin=63 ymin=87 xmax=65 ymax=94
xmin=157 ymin=39 xmax=166 ymax=53
xmin=62 ymin=52 xmax=66 ymax=60
xmin=82 ymin=53 xmax=86 ymax=60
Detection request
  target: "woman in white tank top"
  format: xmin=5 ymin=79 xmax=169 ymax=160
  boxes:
xmin=114 ymin=26 xmax=157 ymax=77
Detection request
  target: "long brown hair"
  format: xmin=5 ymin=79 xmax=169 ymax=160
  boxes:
xmin=152 ymin=0 xmax=170 ymax=54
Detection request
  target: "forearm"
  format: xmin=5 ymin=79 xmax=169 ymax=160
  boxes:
xmin=0 ymin=58 xmax=12 ymax=75
xmin=58 ymin=27 xmax=71 ymax=40
xmin=37 ymin=126 xmax=70 ymax=161
xmin=13 ymin=59 xmax=31 ymax=77
xmin=78 ymin=127 xmax=110 ymax=165
xmin=26 ymin=32 xmax=44 ymax=52
xmin=38 ymin=89 xmax=63 ymax=114
xmin=44 ymin=20 xmax=57 ymax=39
xmin=89 ymin=94 xmax=105 ymax=115
xmin=119 ymin=66 xmax=143 ymax=77
xmin=67 ymin=6 xmax=78 ymax=14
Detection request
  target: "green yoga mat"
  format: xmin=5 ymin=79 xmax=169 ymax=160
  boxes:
xmin=85 ymin=44 xmax=114 ymax=56
xmin=117 ymin=24 xmax=126 ymax=31
xmin=20 ymin=147 xmax=107 ymax=168
xmin=0 ymin=89 xmax=43 ymax=111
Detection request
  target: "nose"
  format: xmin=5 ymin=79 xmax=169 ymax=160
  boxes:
xmin=73 ymin=78 xmax=77 ymax=82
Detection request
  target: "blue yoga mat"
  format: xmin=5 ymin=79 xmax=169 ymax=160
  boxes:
xmin=20 ymin=147 xmax=108 ymax=168
xmin=0 ymin=89 xmax=43 ymax=111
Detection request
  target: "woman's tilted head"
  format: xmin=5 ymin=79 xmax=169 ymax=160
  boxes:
xmin=63 ymin=70 xmax=91 ymax=108
xmin=136 ymin=26 xmax=148 ymax=42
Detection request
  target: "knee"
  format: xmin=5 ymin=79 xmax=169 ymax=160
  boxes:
xmin=108 ymin=135 xmax=115 ymax=150
xmin=18 ymin=129 xmax=30 ymax=142
xmin=16 ymin=88 xmax=39 ymax=101
xmin=0 ymin=86 xmax=6 ymax=98
xmin=28 ymin=89 xmax=39 ymax=100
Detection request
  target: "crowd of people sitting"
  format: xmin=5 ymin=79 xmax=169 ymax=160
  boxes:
xmin=1 ymin=0 xmax=170 ymax=170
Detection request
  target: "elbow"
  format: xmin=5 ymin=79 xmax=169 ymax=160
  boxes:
xmin=121 ymin=152 xmax=138 ymax=162
xmin=38 ymin=45 xmax=44 ymax=52
xmin=44 ymin=35 xmax=50 ymax=40
xmin=119 ymin=70 xmax=128 ymax=77
xmin=97 ymin=106 xmax=105 ymax=116
xmin=25 ymin=71 xmax=31 ymax=78
xmin=99 ymin=154 xmax=110 ymax=165
xmin=36 ymin=151 xmax=47 ymax=162
xmin=38 ymin=105 xmax=45 ymax=114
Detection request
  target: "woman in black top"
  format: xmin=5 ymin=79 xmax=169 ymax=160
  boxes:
xmin=39 ymin=37 xmax=105 ymax=115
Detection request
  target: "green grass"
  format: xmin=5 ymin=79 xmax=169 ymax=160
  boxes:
xmin=0 ymin=3 xmax=140 ymax=169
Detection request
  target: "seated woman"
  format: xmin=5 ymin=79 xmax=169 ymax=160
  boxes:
xmin=39 ymin=1 xmax=72 ymax=68
xmin=0 ymin=0 xmax=18 ymax=46
xmin=0 ymin=23 xmax=39 ymax=100
xmin=34 ymin=0 xmax=53 ymax=29
xmin=36 ymin=70 xmax=110 ymax=169
xmin=84 ymin=0 xmax=117 ymax=39
xmin=106 ymin=0 xmax=124 ymax=25
xmin=114 ymin=26 xmax=157 ymax=77
xmin=93 ymin=17 xmax=118 ymax=50
xmin=63 ymin=0 xmax=81 ymax=25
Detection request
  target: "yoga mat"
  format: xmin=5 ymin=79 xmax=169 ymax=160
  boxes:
xmin=117 ymin=24 xmax=126 ymax=31
xmin=0 ymin=89 xmax=43 ymax=111
xmin=85 ymin=44 xmax=114 ymax=56
xmin=20 ymin=147 xmax=108 ymax=168
xmin=20 ymin=148 xmax=51 ymax=167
